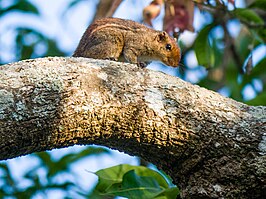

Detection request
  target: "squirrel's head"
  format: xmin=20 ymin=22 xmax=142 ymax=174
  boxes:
xmin=155 ymin=31 xmax=181 ymax=67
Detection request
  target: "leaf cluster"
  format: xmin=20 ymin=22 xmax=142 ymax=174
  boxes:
xmin=89 ymin=164 xmax=179 ymax=199
xmin=0 ymin=0 xmax=65 ymax=64
xmin=0 ymin=147 xmax=110 ymax=198
xmin=189 ymin=0 xmax=266 ymax=105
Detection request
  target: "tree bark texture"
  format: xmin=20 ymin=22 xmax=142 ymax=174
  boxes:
xmin=0 ymin=57 xmax=265 ymax=198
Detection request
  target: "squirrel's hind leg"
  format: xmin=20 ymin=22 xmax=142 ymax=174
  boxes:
xmin=84 ymin=41 xmax=123 ymax=61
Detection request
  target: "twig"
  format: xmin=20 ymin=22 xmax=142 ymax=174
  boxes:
xmin=222 ymin=22 xmax=244 ymax=74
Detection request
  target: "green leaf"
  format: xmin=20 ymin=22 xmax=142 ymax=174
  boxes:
xmin=246 ymin=92 xmax=266 ymax=105
xmin=234 ymin=8 xmax=264 ymax=25
xmin=14 ymin=27 xmax=67 ymax=59
xmin=95 ymin=164 xmax=168 ymax=192
xmin=225 ymin=62 xmax=242 ymax=101
xmin=194 ymin=24 xmax=216 ymax=68
xmin=0 ymin=163 xmax=19 ymax=196
xmin=4 ymin=0 xmax=39 ymax=15
xmin=107 ymin=170 xmax=164 ymax=199
xmin=46 ymin=39 xmax=66 ymax=56
xmin=48 ymin=146 xmax=110 ymax=177
xmin=250 ymin=29 xmax=265 ymax=44
xmin=241 ymin=57 xmax=266 ymax=86
xmin=91 ymin=164 xmax=179 ymax=199
xmin=21 ymin=45 xmax=34 ymax=60
xmin=198 ymin=78 xmax=219 ymax=91
xmin=33 ymin=147 xmax=110 ymax=178
xmin=249 ymin=0 xmax=266 ymax=11
xmin=0 ymin=163 xmax=15 ymax=188
xmin=257 ymin=29 xmax=266 ymax=43
xmin=36 ymin=152 xmax=54 ymax=168
xmin=0 ymin=163 xmax=9 ymax=174
xmin=155 ymin=187 xmax=180 ymax=199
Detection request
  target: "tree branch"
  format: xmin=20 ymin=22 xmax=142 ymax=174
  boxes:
xmin=0 ymin=57 xmax=265 ymax=198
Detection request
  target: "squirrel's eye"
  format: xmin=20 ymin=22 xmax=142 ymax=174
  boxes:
xmin=166 ymin=44 xmax=172 ymax=51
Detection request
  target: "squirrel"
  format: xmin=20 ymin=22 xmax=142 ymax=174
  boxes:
xmin=73 ymin=17 xmax=181 ymax=68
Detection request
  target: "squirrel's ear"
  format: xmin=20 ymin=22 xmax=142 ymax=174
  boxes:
xmin=156 ymin=31 xmax=167 ymax=42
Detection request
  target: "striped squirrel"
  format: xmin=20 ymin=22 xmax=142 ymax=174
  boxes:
xmin=73 ymin=18 xmax=181 ymax=68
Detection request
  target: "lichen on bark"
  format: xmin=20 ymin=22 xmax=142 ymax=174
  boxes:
xmin=0 ymin=57 xmax=265 ymax=198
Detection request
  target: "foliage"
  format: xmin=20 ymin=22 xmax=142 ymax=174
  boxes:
xmin=0 ymin=0 xmax=64 ymax=64
xmin=190 ymin=0 xmax=266 ymax=105
xmin=89 ymin=164 xmax=179 ymax=199
xmin=0 ymin=0 xmax=265 ymax=198
xmin=0 ymin=147 xmax=110 ymax=198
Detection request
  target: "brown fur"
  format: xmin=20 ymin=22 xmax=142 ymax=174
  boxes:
xmin=73 ymin=18 xmax=181 ymax=67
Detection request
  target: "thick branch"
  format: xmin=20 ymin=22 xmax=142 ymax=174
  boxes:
xmin=0 ymin=57 xmax=265 ymax=198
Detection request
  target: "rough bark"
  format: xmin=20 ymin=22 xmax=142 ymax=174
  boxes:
xmin=0 ymin=57 xmax=265 ymax=198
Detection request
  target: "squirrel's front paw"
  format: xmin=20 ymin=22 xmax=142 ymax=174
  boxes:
xmin=106 ymin=57 xmax=118 ymax=61
xmin=137 ymin=62 xmax=148 ymax=68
